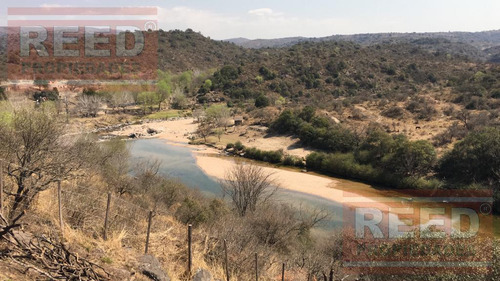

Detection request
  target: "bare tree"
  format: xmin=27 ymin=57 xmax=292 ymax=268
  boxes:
xmin=192 ymin=108 xmax=205 ymax=123
xmin=0 ymin=108 xmax=94 ymax=235
xmin=109 ymin=91 xmax=133 ymax=112
xmin=77 ymin=95 xmax=102 ymax=117
xmin=221 ymin=163 xmax=277 ymax=216
xmin=196 ymin=120 xmax=213 ymax=143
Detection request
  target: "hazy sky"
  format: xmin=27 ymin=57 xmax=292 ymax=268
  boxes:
xmin=1 ymin=0 xmax=499 ymax=40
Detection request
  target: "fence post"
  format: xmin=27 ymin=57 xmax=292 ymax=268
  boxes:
xmin=103 ymin=192 xmax=112 ymax=240
xmin=144 ymin=210 xmax=153 ymax=254
xmin=57 ymin=180 xmax=64 ymax=238
xmin=188 ymin=224 xmax=192 ymax=275
xmin=254 ymin=252 xmax=258 ymax=281
xmin=65 ymin=97 xmax=69 ymax=123
xmin=224 ymin=239 xmax=229 ymax=281
xmin=281 ymin=262 xmax=285 ymax=281
xmin=0 ymin=163 xmax=4 ymax=218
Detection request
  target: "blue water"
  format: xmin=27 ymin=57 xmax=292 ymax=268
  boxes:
xmin=129 ymin=139 xmax=344 ymax=229
xmin=129 ymin=139 xmax=223 ymax=196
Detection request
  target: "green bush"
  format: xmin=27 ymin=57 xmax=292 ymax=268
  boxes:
xmin=243 ymin=147 xmax=283 ymax=164
xmin=234 ymin=141 xmax=244 ymax=151
xmin=255 ymin=94 xmax=270 ymax=108
xmin=283 ymin=155 xmax=303 ymax=167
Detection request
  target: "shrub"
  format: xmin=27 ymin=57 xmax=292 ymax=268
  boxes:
xmin=234 ymin=141 xmax=244 ymax=151
xmin=381 ymin=106 xmax=405 ymax=119
xmin=283 ymin=155 xmax=303 ymax=167
xmin=243 ymin=147 xmax=283 ymax=164
xmin=259 ymin=66 xmax=276 ymax=80
xmin=0 ymin=87 xmax=7 ymax=101
xmin=255 ymin=94 xmax=270 ymax=108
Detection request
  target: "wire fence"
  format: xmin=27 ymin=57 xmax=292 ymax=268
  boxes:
xmin=0 ymin=158 xmax=292 ymax=281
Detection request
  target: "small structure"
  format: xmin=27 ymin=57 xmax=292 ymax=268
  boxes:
xmin=234 ymin=116 xmax=244 ymax=126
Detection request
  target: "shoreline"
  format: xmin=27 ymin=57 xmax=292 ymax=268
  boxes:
xmin=107 ymin=117 xmax=416 ymax=206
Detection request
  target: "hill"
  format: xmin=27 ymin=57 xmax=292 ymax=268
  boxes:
xmin=158 ymin=29 xmax=247 ymax=72
xmin=225 ymin=30 xmax=500 ymax=62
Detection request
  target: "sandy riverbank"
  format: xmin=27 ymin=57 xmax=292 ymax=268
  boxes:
xmin=111 ymin=117 xmax=402 ymax=205
xmin=195 ymin=153 xmax=344 ymax=202
xmin=114 ymin=118 xmax=199 ymax=143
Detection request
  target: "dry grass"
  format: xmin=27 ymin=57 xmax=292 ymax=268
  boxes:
xmin=21 ymin=182 xmax=230 ymax=281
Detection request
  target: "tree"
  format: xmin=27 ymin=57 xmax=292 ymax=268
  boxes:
xmin=156 ymin=79 xmax=171 ymax=110
xmin=298 ymin=106 xmax=316 ymax=122
xmin=192 ymin=108 xmax=205 ymax=122
xmin=196 ymin=120 xmax=213 ymax=143
xmin=137 ymin=91 xmax=160 ymax=114
xmin=206 ymin=104 xmax=231 ymax=130
xmin=171 ymin=89 xmax=189 ymax=109
xmin=77 ymin=95 xmax=102 ymax=117
xmin=439 ymin=127 xmax=500 ymax=184
xmin=215 ymin=128 xmax=224 ymax=142
xmin=384 ymin=138 xmax=436 ymax=178
xmin=109 ymin=91 xmax=134 ymax=112
xmin=0 ymin=87 xmax=7 ymax=101
xmin=221 ymin=163 xmax=277 ymax=216
xmin=0 ymin=108 xmax=94 ymax=234
xmin=254 ymin=94 xmax=270 ymax=108
xmin=199 ymin=79 xmax=212 ymax=94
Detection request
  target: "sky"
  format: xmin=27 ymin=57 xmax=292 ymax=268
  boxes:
xmin=1 ymin=0 xmax=499 ymax=40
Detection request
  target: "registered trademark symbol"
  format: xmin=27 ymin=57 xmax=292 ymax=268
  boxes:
xmin=480 ymin=203 xmax=492 ymax=215
xmin=144 ymin=21 xmax=157 ymax=31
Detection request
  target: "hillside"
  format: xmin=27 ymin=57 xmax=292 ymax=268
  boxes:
xmin=158 ymin=29 xmax=247 ymax=73
xmin=194 ymin=37 xmax=500 ymax=145
xmin=226 ymin=30 xmax=500 ymax=62
xmin=2 ymin=28 xmax=500 ymax=280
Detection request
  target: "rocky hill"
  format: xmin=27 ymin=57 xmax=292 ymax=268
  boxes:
xmin=226 ymin=30 xmax=500 ymax=62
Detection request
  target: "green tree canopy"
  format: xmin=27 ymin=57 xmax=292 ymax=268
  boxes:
xmin=439 ymin=127 xmax=500 ymax=184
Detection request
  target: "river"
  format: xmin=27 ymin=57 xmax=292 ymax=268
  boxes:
xmin=129 ymin=139 xmax=344 ymax=229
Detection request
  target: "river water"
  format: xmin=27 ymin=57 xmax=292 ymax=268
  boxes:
xmin=129 ymin=139 xmax=347 ymax=229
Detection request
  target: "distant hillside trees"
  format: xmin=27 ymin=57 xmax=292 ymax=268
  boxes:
xmin=259 ymin=66 xmax=276 ymax=80
xmin=254 ymin=94 xmax=270 ymax=108
xmin=271 ymin=107 xmax=438 ymax=189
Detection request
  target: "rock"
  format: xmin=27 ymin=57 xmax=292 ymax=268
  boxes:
xmin=128 ymin=133 xmax=138 ymax=139
xmin=147 ymin=128 xmax=159 ymax=135
xmin=138 ymin=255 xmax=170 ymax=281
xmin=193 ymin=268 xmax=212 ymax=281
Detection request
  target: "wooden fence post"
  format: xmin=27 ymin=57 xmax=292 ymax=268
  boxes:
xmin=0 ymin=163 xmax=4 ymax=218
xmin=254 ymin=252 xmax=258 ymax=281
xmin=188 ymin=224 xmax=192 ymax=275
xmin=57 ymin=180 xmax=64 ymax=238
xmin=144 ymin=210 xmax=153 ymax=254
xmin=103 ymin=192 xmax=112 ymax=240
xmin=281 ymin=262 xmax=285 ymax=281
xmin=224 ymin=239 xmax=229 ymax=281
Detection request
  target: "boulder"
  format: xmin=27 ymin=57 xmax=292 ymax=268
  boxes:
xmin=138 ymin=255 xmax=170 ymax=281
xmin=192 ymin=268 xmax=212 ymax=281
xmin=147 ymin=128 xmax=159 ymax=135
